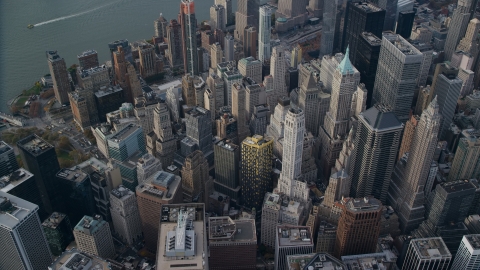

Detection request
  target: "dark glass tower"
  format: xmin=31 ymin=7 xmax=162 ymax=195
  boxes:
xmin=354 ymin=32 xmax=381 ymax=107
xmin=0 ymin=141 xmax=19 ymax=178
xmin=180 ymin=0 xmax=199 ymax=75
xmin=213 ymin=139 xmax=240 ymax=200
xmin=396 ymin=10 xmax=415 ymax=39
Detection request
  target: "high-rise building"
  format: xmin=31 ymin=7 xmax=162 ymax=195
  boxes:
xmin=277 ymin=108 xmax=309 ymax=202
xmin=270 ymin=46 xmax=288 ymax=102
xmin=250 ymin=104 xmax=270 ymax=136
xmin=136 ymin=171 xmax=182 ymax=252
xmin=109 ymin=186 xmax=142 ymax=245
xmin=398 ymin=115 xmax=419 ymax=160
xmin=77 ymin=49 xmax=99 ymax=70
xmin=451 ymin=235 xmax=480 ymax=270
xmin=320 ymin=0 xmax=338 ymax=56
xmin=154 ymin=13 xmax=168 ymax=38
xmin=458 ymin=68 xmax=475 ymax=97
xmin=107 ymin=124 xmax=145 ymax=162
xmin=238 ymin=56 xmax=262 ymax=84
xmin=215 ymin=0 xmax=233 ymax=25
xmin=42 ymin=212 xmax=74 ymax=256
xmin=166 ymin=19 xmax=184 ymax=68
xmin=112 ymin=46 xmax=141 ymax=104
xmin=146 ymin=101 xmax=176 ymax=169
xmin=241 ymin=135 xmax=273 ymax=210
xmin=17 ymin=135 xmax=61 ymax=219
xmin=243 ymin=26 xmax=257 ymax=59
xmin=411 ymin=41 xmax=434 ymax=88
xmin=274 ymin=225 xmax=314 ymax=270
xmin=213 ymin=139 xmax=240 ymax=200
xmin=69 ymin=91 xmax=91 ymax=130
xmin=232 ymin=82 xmax=249 ymax=143
xmin=181 ymin=150 xmax=210 ymax=203
xmin=388 ymin=98 xmax=441 ymax=233
xmin=156 ymin=203 xmax=209 ymax=270
xmin=444 ymin=0 xmax=476 ymax=61
xmin=245 ymin=83 xmax=266 ymax=120
xmin=334 ymin=196 xmax=382 ymax=257
xmin=0 ymin=141 xmax=18 ymax=178
xmin=349 ymin=106 xmax=403 ymax=203
xmin=396 ymin=10 xmax=415 ymax=39
xmin=180 ymin=0 xmax=198 ymax=75
xmin=235 ymin=0 xmax=258 ymax=41
xmin=370 ymin=0 xmax=398 ymax=31
xmin=73 ymin=215 xmax=115 ymax=259
xmin=319 ymin=48 xmax=360 ymax=177
xmin=46 ymin=51 xmax=71 ymax=105
xmin=208 ymin=217 xmax=257 ymax=270
xmin=456 ymin=18 xmax=480 ymax=61
xmin=0 ymin=191 xmax=53 ymax=269
xmin=266 ymin=97 xmax=291 ymax=158
xmin=354 ymin=32 xmax=381 ymax=107
xmin=224 ymin=34 xmax=234 ymax=62
xmin=259 ymin=5 xmax=273 ymax=62
xmin=108 ymin=39 xmax=132 ymax=66
xmin=210 ymin=4 xmax=226 ymax=31
xmin=298 ymin=72 xmax=322 ymax=136
xmin=210 ymin=42 xmax=223 ymax=70
xmin=341 ymin=2 xmax=385 ymax=63
xmin=182 ymin=74 xmax=205 ymax=107
xmin=275 ymin=0 xmax=308 ymax=32
xmin=138 ymin=43 xmax=161 ymax=79
xmin=402 ymin=238 xmax=452 ymax=270
xmin=137 ymin=154 xmax=162 ymax=186
xmin=372 ymin=32 xmax=422 ymax=122
xmin=316 ymin=221 xmax=338 ymax=253
xmin=449 ymin=135 xmax=480 ymax=181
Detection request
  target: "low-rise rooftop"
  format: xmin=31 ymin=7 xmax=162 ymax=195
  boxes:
xmin=277 ymin=225 xmax=313 ymax=247
xmin=42 ymin=212 xmax=68 ymax=229
xmin=17 ymin=134 xmax=54 ymax=156
xmin=56 ymin=168 xmax=89 ymax=184
xmin=208 ymin=216 xmax=256 ymax=244
xmin=410 ymin=237 xmax=451 ymax=260
xmin=74 ymin=215 xmax=107 ymax=236
xmin=48 ymin=248 xmax=113 ymax=270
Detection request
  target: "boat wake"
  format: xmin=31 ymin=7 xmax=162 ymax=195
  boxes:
xmin=34 ymin=2 xmax=115 ymax=27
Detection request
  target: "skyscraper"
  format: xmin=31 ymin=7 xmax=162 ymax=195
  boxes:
xmin=448 ymin=135 xmax=480 ymax=181
xmin=181 ymin=150 xmax=210 ymax=202
xmin=180 ymin=0 xmax=198 ymax=75
xmin=0 ymin=141 xmax=18 ymax=178
xmin=73 ymin=215 xmax=116 ymax=259
xmin=372 ymin=32 xmax=422 ymax=122
xmin=334 ymin=196 xmax=382 ymax=257
xmin=213 ymin=139 xmax=240 ymax=200
xmin=354 ymin=32 xmax=381 ymax=107
xmin=243 ymin=26 xmax=257 ymax=59
xmin=224 ymin=34 xmax=234 ymax=62
xmin=341 ymin=2 xmax=385 ymax=63
xmin=451 ymin=235 xmax=480 ymax=270
xmin=388 ymin=98 xmax=441 ymax=233
xmin=298 ymin=72 xmax=322 ymax=136
xmin=270 ymin=46 xmax=288 ymax=105
xmin=0 ymin=191 xmax=53 ymax=269
xmin=215 ymin=0 xmax=233 ymax=25
xmin=349 ymin=107 xmax=403 ymax=203
xmin=402 ymin=238 xmax=451 ymax=270
xmin=320 ymin=0 xmax=338 ymax=56
xmin=42 ymin=212 xmax=74 ymax=256
xmin=238 ymin=57 xmax=263 ymax=84
xmin=154 ymin=13 xmax=168 ymax=38
xmin=241 ymin=135 xmax=273 ymax=210
xmin=444 ymin=0 xmax=476 ymax=61
xmin=46 ymin=50 xmax=71 ymax=105
xmin=398 ymin=115 xmax=419 ymax=160
xmin=266 ymin=97 xmax=291 ymax=158
xmin=274 ymin=225 xmax=314 ymax=270
xmin=210 ymin=4 xmax=226 ymax=31
xmin=77 ymin=49 xmax=99 ymax=70
xmin=235 ymin=0 xmax=258 ymax=41
xmin=109 ymin=185 xmax=142 ymax=245
xmin=17 ymin=135 xmax=61 ymax=220
xmin=396 ymin=10 xmax=415 ymax=39
xmin=232 ymin=82 xmax=249 ymax=143
xmin=277 ymin=108 xmax=309 ymax=202
xmin=275 ymin=0 xmax=309 ymax=32
xmin=166 ymin=19 xmax=184 ymax=68
xmin=147 ymin=101 xmax=176 ymax=169
xmin=138 ymin=43 xmax=160 ymax=79
xmin=259 ymin=5 xmax=273 ymax=62
xmin=456 ymin=18 xmax=480 ymax=60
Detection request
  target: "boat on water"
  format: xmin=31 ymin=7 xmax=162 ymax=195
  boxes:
xmin=27 ymin=24 xmax=34 ymax=29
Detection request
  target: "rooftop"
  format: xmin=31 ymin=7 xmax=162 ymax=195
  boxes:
xmin=0 ymin=191 xmax=37 ymax=230
xmin=42 ymin=212 xmax=67 ymax=229
xmin=79 ymin=66 xmax=108 ymax=78
xmin=383 ymin=31 xmax=422 ymax=56
xmin=136 ymin=171 xmax=181 ymax=200
xmin=108 ymin=124 xmax=142 ymax=142
xmin=345 ymin=197 xmax=382 ymax=212
xmin=361 ymin=32 xmax=382 ymax=46
xmin=464 ymin=234 xmax=480 ymax=251
xmin=17 ymin=134 xmax=54 ymax=156
xmin=353 ymin=2 xmax=383 ymax=13
xmin=341 ymin=252 xmax=396 ymax=270
xmin=302 ymin=253 xmax=345 ymax=270
xmin=77 ymin=49 xmax=97 ymax=58
xmin=74 ymin=215 xmax=107 ymax=236
xmin=242 ymin=135 xmax=273 ymax=147
xmin=208 ymin=216 xmax=256 ymax=244
xmin=110 ymin=185 xmax=133 ymax=200
xmin=56 ymin=168 xmax=89 ymax=184
xmin=438 ymin=179 xmax=476 ymax=195
xmin=215 ymin=139 xmax=238 ymax=151
xmin=361 ymin=106 xmax=403 ymax=132
xmin=277 ymin=225 xmax=313 ymax=247
xmin=0 ymin=141 xmax=13 ymax=155
xmin=49 ymin=248 xmax=112 ymax=270
xmin=0 ymin=168 xmax=34 ymax=193
xmin=411 ymin=237 xmax=451 ymax=259
xmin=94 ymin=85 xmax=123 ymax=98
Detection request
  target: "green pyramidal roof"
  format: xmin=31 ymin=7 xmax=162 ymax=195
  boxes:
xmin=337 ymin=46 xmax=355 ymax=75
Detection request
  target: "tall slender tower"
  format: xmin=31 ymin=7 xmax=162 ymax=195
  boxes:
xmin=153 ymin=101 xmax=176 ymax=169
xmin=46 ymin=51 xmax=70 ymax=105
xmin=270 ymin=46 xmax=288 ymax=101
xmin=278 ymin=108 xmax=309 ymax=201
xmin=180 ymin=0 xmax=198 ymax=75
xmin=259 ymin=5 xmax=273 ymax=62
xmin=444 ymin=0 xmax=476 ymax=61
xmin=321 ymin=0 xmax=338 ymax=56
xmin=388 ymin=98 xmax=441 ymax=233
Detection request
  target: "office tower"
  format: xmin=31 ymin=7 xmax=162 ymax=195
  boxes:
xmin=109 ymin=186 xmax=142 ymax=245
xmin=235 ymin=0 xmax=257 ymax=41
xmin=298 ymin=72 xmax=322 ymax=135
xmin=270 ymin=46 xmax=288 ymax=102
xmin=69 ymin=91 xmax=90 ymax=130
xmin=49 ymin=249 xmax=120 ymax=269
xmin=238 ymin=56 xmax=262 ymax=83
xmin=259 ymin=5 xmax=273 ymax=62
xmin=349 ymin=107 xmax=403 ymax=203
xmin=136 ymin=171 xmax=182 ymax=252
xmin=451 ymin=235 xmax=480 ymax=270
xmin=415 ymin=85 xmax=431 ymax=115
xmin=249 ymin=104 xmax=269 ymax=136
xmin=17 ymin=135 xmax=61 ymax=219
xmin=396 ymin=10 xmax=415 ymax=39
xmin=166 ymin=19 xmax=183 ymax=68
xmin=206 ymin=73 xmax=225 ymax=112
xmin=457 ymin=18 xmax=480 ymax=60
xmin=316 ymin=221 xmax=337 ymax=253
xmin=320 ymin=0 xmax=337 ymax=56
xmin=274 ymin=226 xmax=314 ymax=270
xmin=449 ymin=135 xmax=480 ymax=181
xmin=108 ymin=39 xmax=132 ymax=65
xmin=138 ymin=43 xmax=160 ymax=79
xmin=444 ymin=0 xmax=476 ymax=61
xmin=0 ymin=168 xmax=44 ymax=216
xmin=208 ymin=217 xmax=257 ymax=270
xmin=411 ymin=25 xmax=434 ymax=44
xmin=432 ymin=63 xmax=462 ymax=138
xmin=182 ymin=74 xmax=205 ymax=107
xmin=0 ymin=192 xmax=53 ymax=269
xmin=147 ymin=102 xmax=176 ymax=170
xmin=77 ymin=49 xmax=99 ymax=70
xmin=243 ymin=26 xmax=257 ymax=59
xmin=395 ymin=0 xmax=414 ymax=23
xmin=107 ymin=124 xmax=145 ymax=162
xmin=156 ymin=204 xmax=209 ymax=270
xmin=241 ymin=135 xmax=273 ymax=210
xmin=210 ymin=42 xmax=222 ymax=70
xmin=210 ymin=4 xmax=226 ymax=31
xmin=232 ymin=82 xmax=249 ymax=143
xmin=277 ymin=108 xmax=309 ymax=201
xmin=73 ymin=215 xmax=115 ymax=259
xmin=372 ymin=32 xmax=422 ymax=122
xmin=287 ymin=67 xmax=299 ymax=92
xmin=341 ymin=2 xmax=385 ymax=63
xmin=275 ymin=0 xmax=308 ymax=32
xmin=42 ymin=212 xmax=73 ymax=256
xmin=180 ymin=0 xmax=198 ymax=75
xmin=224 ymin=34 xmax=234 ymax=62
xmin=46 ymin=51 xmax=70 ymax=105
xmin=202 ymin=30 xmax=215 ymax=50
xmin=322 ymin=170 xmax=350 ymax=214
xmin=411 ymin=41 xmax=433 ymax=88
xmin=55 ymin=168 xmax=96 ymax=225
xmin=0 ymin=141 xmax=18 ymax=178
xmin=354 ymin=32 xmax=381 ymax=107
xmin=266 ymin=97 xmax=291 ymax=158
xmin=215 ymin=0 xmax=233 ymax=25
xmin=213 ymin=139 xmax=240 ymax=200
xmin=458 ymin=68 xmax=475 ymax=96
xmin=181 ymin=150 xmax=210 ymax=202
xmin=334 ymin=197 xmax=382 ymax=257
xmin=291 ymin=45 xmax=302 ymax=68
xmin=112 ymin=47 xmax=141 ymax=104
xmin=398 ymin=115 xmax=419 ymax=160
xmin=402 ymin=238 xmax=451 ymax=270
xmin=245 ymin=83 xmax=265 ymax=121
xmin=388 ymin=98 xmax=441 ymax=233
xmin=319 ymin=48 xmax=360 ymax=177
xmin=218 ymin=62 xmax=242 ymax=106
xmin=154 ymin=13 xmax=168 ymax=38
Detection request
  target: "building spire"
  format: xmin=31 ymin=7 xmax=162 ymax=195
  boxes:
xmin=337 ymin=46 xmax=354 ymax=75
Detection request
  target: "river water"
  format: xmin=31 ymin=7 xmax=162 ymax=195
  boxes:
xmin=0 ymin=0 xmax=235 ymax=112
